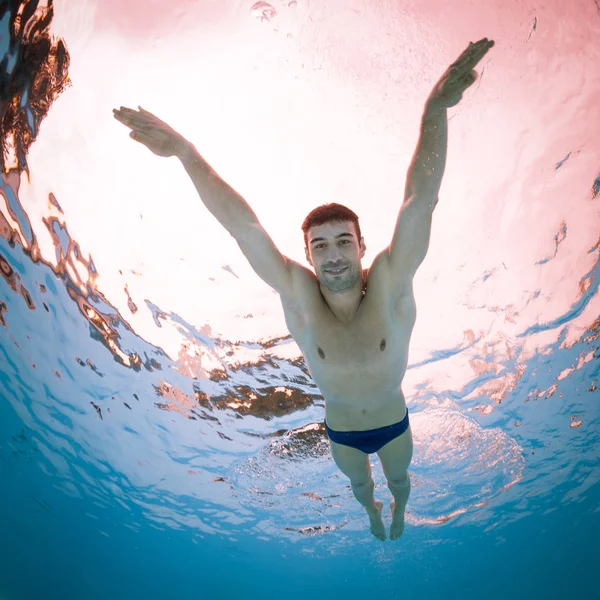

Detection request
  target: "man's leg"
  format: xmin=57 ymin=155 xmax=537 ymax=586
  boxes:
xmin=376 ymin=424 xmax=414 ymax=541
xmin=329 ymin=439 xmax=386 ymax=541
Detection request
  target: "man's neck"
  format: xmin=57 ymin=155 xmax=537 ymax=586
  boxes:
xmin=320 ymin=272 xmax=367 ymax=323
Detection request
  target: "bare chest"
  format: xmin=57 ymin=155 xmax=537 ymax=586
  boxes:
xmin=281 ymin=286 xmax=416 ymax=427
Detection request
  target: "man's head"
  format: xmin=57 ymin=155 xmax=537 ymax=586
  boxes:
xmin=301 ymin=203 xmax=366 ymax=293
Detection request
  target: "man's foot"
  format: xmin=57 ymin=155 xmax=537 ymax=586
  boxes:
xmin=389 ymin=500 xmax=405 ymax=540
xmin=367 ymin=500 xmax=386 ymax=541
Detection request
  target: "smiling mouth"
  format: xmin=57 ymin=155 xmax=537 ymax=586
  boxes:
xmin=325 ymin=267 xmax=347 ymax=275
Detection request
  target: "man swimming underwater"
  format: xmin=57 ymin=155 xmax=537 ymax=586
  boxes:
xmin=114 ymin=38 xmax=494 ymax=541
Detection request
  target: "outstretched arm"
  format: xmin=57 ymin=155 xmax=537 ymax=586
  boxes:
xmin=113 ymin=106 xmax=259 ymax=238
xmin=403 ymin=100 xmax=448 ymax=209
xmin=113 ymin=106 xmax=303 ymax=301
xmin=386 ymin=38 xmax=495 ymax=295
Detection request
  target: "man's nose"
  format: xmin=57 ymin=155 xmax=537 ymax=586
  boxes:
xmin=326 ymin=247 xmax=344 ymax=261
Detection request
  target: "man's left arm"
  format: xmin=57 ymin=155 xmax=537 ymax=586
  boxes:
xmin=403 ymin=101 xmax=448 ymax=210
xmin=386 ymin=38 xmax=495 ymax=294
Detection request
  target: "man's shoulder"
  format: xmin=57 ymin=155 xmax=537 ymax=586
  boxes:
xmin=368 ymin=249 xmax=415 ymax=301
xmin=279 ymin=259 xmax=318 ymax=313
xmin=282 ymin=250 xmax=407 ymax=316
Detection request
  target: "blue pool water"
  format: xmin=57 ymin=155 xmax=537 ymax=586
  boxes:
xmin=1 ymin=1 xmax=599 ymax=599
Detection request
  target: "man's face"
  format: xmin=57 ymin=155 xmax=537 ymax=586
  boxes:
xmin=305 ymin=221 xmax=366 ymax=292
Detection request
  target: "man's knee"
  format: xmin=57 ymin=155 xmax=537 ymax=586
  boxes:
xmin=351 ymin=475 xmax=374 ymax=489
xmin=387 ymin=471 xmax=410 ymax=489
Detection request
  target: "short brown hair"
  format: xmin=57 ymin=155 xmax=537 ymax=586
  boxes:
xmin=301 ymin=203 xmax=362 ymax=249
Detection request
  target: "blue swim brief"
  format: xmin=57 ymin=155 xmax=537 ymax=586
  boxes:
xmin=324 ymin=407 xmax=409 ymax=454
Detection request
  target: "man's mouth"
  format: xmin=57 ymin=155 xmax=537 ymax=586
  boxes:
xmin=325 ymin=267 xmax=347 ymax=275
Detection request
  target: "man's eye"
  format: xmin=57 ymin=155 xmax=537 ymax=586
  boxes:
xmin=316 ymin=241 xmax=350 ymax=249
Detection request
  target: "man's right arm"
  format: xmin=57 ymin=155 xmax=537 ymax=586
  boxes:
xmin=177 ymin=143 xmax=300 ymax=301
xmin=113 ymin=106 xmax=301 ymax=300
xmin=178 ymin=142 xmax=261 ymax=240
xmin=179 ymin=144 xmax=301 ymax=300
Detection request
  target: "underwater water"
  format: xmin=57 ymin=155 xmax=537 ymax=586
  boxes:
xmin=1 ymin=0 xmax=599 ymax=598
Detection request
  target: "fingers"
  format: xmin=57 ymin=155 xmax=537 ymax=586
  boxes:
xmin=113 ymin=106 xmax=150 ymax=120
xmin=453 ymin=38 xmax=494 ymax=73
xmin=113 ymin=109 xmax=131 ymax=126
xmin=113 ymin=106 xmax=165 ymax=140
xmin=113 ymin=105 xmax=157 ymax=119
xmin=113 ymin=107 xmax=153 ymax=131
xmin=113 ymin=106 xmax=142 ymax=122
xmin=113 ymin=107 xmax=138 ymax=124
xmin=138 ymin=106 xmax=157 ymax=117
xmin=455 ymin=46 xmax=485 ymax=71
xmin=129 ymin=130 xmax=155 ymax=146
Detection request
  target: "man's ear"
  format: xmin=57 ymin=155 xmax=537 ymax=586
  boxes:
xmin=359 ymin=237 xmax=366 ymax=258
xmin=305 ymin=247 xmax=312 ymax=265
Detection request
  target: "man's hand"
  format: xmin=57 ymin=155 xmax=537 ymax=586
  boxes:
xmin=113 ymin=106 xmax=191 ymax=158
xmin=427 ymin=38 xmax=495 ymax=109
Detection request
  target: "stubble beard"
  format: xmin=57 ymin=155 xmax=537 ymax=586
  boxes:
xmin=321 ymin=265 xmax=356 ymax=292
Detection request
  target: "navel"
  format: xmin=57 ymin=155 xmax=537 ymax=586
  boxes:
xmin=318 ymin=347 xmax=326 ymax=359
xmin=380 ymin=339 xmax=386 ymax=352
